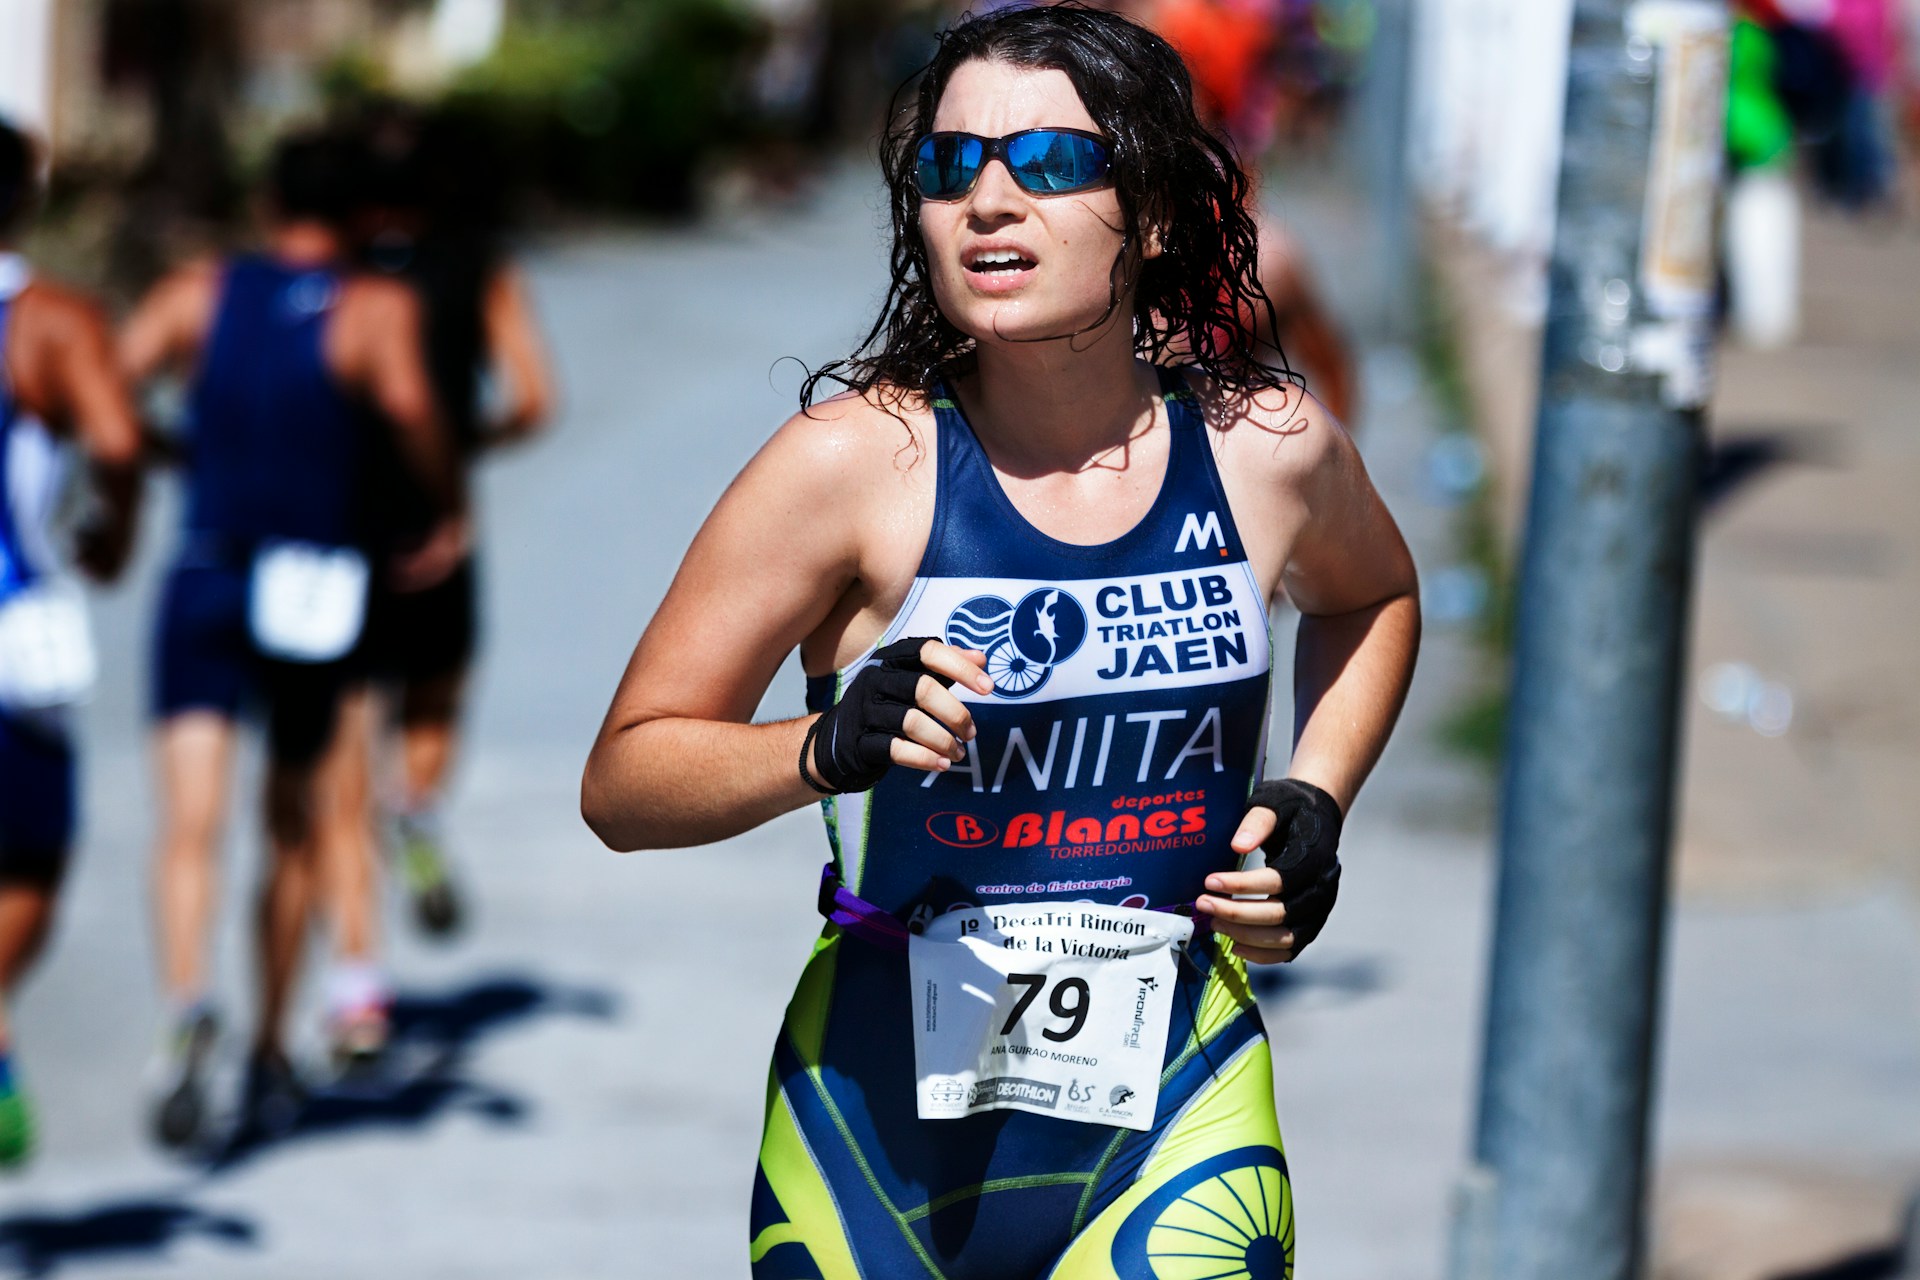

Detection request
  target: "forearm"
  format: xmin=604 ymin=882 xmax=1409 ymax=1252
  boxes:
xmin=1286 ymin=592 xmax=1420 ymax=812
xmin=89 ymin=458 xmax=141 ymax=537
xmin=582 ymin=713 xmax=824 ymax=851
xmin=75 ymin=458 xmax=142 ymax=580
xmin=399 ymin=420 xmax=465 ymax=516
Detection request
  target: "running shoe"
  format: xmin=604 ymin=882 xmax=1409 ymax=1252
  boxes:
xmin=0 ymin=1063 xmax=34 ymax=1170
xmin=237 ymin=1049 xmax=307 ymax=1140
xmin=327 ymin=999 xmax=392 ymax=1077
xmin=398 ymin=818 xmax=463 ymax=938
xmin=150 ymin=1006 xmax=219 ymax=1151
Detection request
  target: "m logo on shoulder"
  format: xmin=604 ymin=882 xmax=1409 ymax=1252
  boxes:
xmin=1175 ymin=511 xmax=1226 ymax=555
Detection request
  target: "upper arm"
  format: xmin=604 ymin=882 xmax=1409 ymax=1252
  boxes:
xmin=598 ymin=401 xmax=888 ymax=735
xmin=483 ymin=264 xmax=556 ymax=428
xmin=1212 ymin=378 xmax=1412 ymax=618
xmin=119 ymin=264 xmax=217 ymax=383
xmin=54 ymin=298 xmax=142 ymax=467
xmin=342 ymin=278 xmax=439 ymax=432
xmin=1270 ymin=395 xmax=1416 ymax=617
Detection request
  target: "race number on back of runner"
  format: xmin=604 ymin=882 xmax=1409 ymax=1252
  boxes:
xmin=0 ymin=578 xmax=96 ymax=708
xmin=909 ymin=901 xmax=1192 ymax=1132
xmin=249 ymin=541 xmax=369 ymax=663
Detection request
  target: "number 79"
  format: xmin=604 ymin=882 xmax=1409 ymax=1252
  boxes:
xmin=1002 ymin=973 xmax=1091 ymax=1042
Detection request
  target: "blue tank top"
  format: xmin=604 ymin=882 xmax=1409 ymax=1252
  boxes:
xmin=183 ymin=256 xmax=363 ymax=548
xmin=0 ymin=267 xmax=69 ymax=607
xmin=808 ymin=366 xmax=1273 ymax=922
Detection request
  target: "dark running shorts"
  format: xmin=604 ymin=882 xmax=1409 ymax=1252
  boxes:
xmin=0 ymin=708 xmax=74 ymax=884
xmin=355 ymin=554 xmax=478 ymax=685
xmin=151 ymin=558 xmax=349 ymax=768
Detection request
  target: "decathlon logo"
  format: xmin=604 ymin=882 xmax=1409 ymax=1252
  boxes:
xmin=1175 ymin=511 xmax=1226 ymax=555
xmin=945 ymin=589 xmax=1089 ymax=699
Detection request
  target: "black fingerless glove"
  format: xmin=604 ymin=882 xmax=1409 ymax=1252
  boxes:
xmin=804 ymin=638 xmax=941 ymax=793
xmin=1246 ymin=778 xmax=1344 ymax=955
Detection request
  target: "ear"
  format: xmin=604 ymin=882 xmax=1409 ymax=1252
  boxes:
xmin=1141 ymin=222 xmax=1166 ymax=260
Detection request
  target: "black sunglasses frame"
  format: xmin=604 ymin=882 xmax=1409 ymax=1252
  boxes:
xmin=913 ymin=128 xmax=1115 ymax=201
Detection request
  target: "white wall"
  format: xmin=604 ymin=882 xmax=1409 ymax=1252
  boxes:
xmin=0 ymin=0 xmax=56 ymax=141
xmin=1411 ymin=0 xmax=1575 ymax=317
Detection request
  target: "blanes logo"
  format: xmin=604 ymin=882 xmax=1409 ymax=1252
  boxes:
xmin=945 ymin=589 xmax=1089 ymax=699
xmin=925 ymin=812 xmax=1001 ymax=848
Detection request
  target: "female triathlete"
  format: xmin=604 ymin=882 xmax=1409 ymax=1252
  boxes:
xmin=584 ymin=9 xmax=1417 ymax=1277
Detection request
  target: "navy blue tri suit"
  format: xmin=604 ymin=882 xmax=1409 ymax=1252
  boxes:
xmin=151 ymin=256 xmax=367 ymax=764
xmin=754 ymin=368 xmax=1295 ymax=1280
xmin=0 ymin=265 xmax=77 ymax=884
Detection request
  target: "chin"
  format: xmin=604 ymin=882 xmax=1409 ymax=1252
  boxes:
xmin=952 ymin=296 xmax=1122 ymax=348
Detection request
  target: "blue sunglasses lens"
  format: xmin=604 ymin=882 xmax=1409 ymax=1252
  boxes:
xmin=916 ymin=135 xmax=984 ymax=199
xmin=915 ymin=132 xmax=1111 ymax=198
xmin=1005 ymin=131 xmax=1110 ymax=193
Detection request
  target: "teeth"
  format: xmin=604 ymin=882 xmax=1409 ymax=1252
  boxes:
xmin=971 ymin=249 xmax=1028 ymax=269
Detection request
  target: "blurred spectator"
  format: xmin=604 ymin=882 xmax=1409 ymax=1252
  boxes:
xmin=1753 ymin=0 xmax=1901 ymax=207
xmin=1727 ymin=8 xmax=1804 ymax=346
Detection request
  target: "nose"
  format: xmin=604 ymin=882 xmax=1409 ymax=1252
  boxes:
xmin=966 ymin=156 xmax=1026 ymax=222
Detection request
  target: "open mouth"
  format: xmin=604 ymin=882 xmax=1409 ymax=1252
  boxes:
xmin=965 ymin=249 xmax=1038 ymax=276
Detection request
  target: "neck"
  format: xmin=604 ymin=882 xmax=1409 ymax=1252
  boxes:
xmin=267 ymin=222 xmax=340 ymax=266
xmin=959 ymin=308 xmax=1157 ymax=473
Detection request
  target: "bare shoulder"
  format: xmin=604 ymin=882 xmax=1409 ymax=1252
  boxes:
xmin=337 ymin=271 xmax=418 ymax=322
xmin=1188 ymin=369 xmax=1353 ymax=485
xmin=125 ymin=257 xmax=222 ymax=331
xmin=15 ymin=275 xmax=111 ymax=341
xmin=749 ymin=385 xmax=937 ymax=497
xmin=151 ymin=257 xmax=223 ymax=307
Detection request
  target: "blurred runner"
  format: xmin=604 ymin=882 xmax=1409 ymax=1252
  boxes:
xmin=583 ymin=9 xmax=1417 ymax=1275
xmin=0 ymin=118 xmax=144 ymax=1169
xmin=313 ymin=111 xmax=554 ymax=1068
xmin=121 ymin=130 xmax=463 ymax=1150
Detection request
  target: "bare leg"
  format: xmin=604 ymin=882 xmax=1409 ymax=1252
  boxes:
xmin=0 ymin=881 xmax=59 ymax=1045
xmin=254 ymin=761 xmax=321 ymax=1059
xmin=152 ymin=713 xmax=236 ymax=1004
xmin=399 ymin=667 xmax=468 ymax=813
xmin=0 ymin=880 xmax=54 ymax=1162
xmin=315 ymin=686 xmax=381 ymax=964
xmin=394 ymin=668 xmax=470 ymax=937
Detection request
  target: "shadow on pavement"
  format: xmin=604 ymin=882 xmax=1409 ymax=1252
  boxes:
xmin=1697 ymin=428 xmax=1838 ymax=515
xmin=210 ymin=973 xmax=617 ymax=1173
xmin=0 ymin=1200 xmax=256 ymax=1278
xmin=1771 ymin=1245 xmax=1904 ymax=1280
xmin=1247 ymin=955 xmax=1386 ymax=1005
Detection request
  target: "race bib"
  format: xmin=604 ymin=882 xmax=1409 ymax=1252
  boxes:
xmin=249 ymin=542 xmax=369 ymax=663
xmin=909 ymin=901 xmax=1193 ymax=1132
xmin=0 ymin=579 xmax=96 ymax=709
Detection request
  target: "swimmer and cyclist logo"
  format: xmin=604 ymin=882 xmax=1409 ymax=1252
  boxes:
xmin=945 ymin=589 xmax=1089 ymax=698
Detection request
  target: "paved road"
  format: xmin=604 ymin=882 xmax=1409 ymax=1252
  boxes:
xmin=2 ymin=169 xmax=1914 ymax=1280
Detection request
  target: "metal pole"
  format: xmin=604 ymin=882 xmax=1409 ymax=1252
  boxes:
xmin=1454 ymin=4 xmax=1728 ymax=1280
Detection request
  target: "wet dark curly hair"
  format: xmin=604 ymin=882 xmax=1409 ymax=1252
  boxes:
xmin=801 ymin=3 xmax=1291 ymax=410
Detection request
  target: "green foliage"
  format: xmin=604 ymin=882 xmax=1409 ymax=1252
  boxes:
xmin=1437 ymin=682 xmax=1507 ymax=768
xmin=445 ymin=0 xmax=761 ymax=214
xmin=1418 ymin=265 xmax=1516 ymax=768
